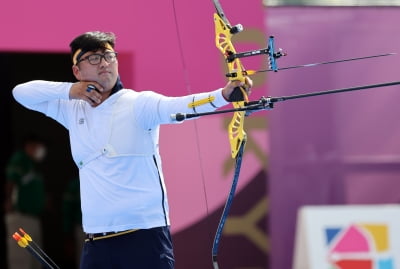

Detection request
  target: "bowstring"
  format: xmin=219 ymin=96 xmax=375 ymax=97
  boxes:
xmin=171 ymin=0 xmax=210 ymax=217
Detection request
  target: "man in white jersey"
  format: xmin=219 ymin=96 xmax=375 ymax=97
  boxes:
xmin=12 ymin=31 xmax=252 ymax=269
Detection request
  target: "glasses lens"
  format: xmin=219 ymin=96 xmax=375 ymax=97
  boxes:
xmin=88 ymin=54 xmax=102 ymax=65
xmin=104 ymin=52 xmax=117 ymax=63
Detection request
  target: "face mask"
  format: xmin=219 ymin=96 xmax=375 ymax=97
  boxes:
xmin=33 ymin=146 xmax=47 ymax=162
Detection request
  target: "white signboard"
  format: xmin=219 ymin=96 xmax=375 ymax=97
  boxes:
xmin=293 ymin=205 xmax=400 ymax=269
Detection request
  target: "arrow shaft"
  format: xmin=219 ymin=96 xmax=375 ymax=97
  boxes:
xmin=257 ymin=52 xmax=396 ymax=73
xmin=25 ymin=245 xmax=55 ymax=269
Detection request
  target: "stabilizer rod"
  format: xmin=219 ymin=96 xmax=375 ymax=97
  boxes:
xmin=171 ymin=81 xmax=400 ymax=121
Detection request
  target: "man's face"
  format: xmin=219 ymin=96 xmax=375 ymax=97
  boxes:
xmin=72 ymin=49 xmax=119 ymax=92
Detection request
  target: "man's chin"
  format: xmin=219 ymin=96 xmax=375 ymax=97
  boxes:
xmin=98 ymin=79 xmax=117 ymax=92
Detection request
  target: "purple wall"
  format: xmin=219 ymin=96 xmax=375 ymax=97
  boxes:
xmin=267 ymin=6 xmax=400 ymax=269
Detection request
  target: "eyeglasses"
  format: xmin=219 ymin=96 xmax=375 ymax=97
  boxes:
xmin=77 ymin=51 xmax=118 ymax=65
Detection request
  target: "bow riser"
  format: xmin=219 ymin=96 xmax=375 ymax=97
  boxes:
xmin=228 ymin=108 xmax=246 ymax=158
xmin=214 ymin=13 xmax=245 ymax=83
xmin=214 ymin=12 xmax=248 ymax=158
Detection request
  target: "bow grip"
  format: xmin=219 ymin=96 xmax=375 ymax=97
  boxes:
xmin=228 ymin=85 xmax=248 ymax=102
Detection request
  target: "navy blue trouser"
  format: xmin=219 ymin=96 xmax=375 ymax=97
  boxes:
xmin=80 ymin=226 xmax=175 ymax=269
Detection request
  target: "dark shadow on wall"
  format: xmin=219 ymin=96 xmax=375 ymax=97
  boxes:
xmin=0 ymin=52 xmax=79 ymax=268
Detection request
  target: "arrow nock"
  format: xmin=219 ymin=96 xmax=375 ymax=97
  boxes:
xmin=19 ymin=228 xmax=33 ymax=242
xmin=12 ymin=232 xmax=29 ymax=248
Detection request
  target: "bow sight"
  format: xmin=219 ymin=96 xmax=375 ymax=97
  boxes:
xmin=225 ymin=36 xmax=287 ymax=75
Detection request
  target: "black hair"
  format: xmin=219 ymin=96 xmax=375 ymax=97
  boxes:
xmin=69 ymin=31 xmax=116 ymax=63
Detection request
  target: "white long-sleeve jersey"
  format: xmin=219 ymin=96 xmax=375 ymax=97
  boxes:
xmin=13 ymin=81 xmax=229 ymax=233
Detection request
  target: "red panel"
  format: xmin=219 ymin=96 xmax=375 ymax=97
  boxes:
xmin=335 ymin=260 xmax=372 ymax=269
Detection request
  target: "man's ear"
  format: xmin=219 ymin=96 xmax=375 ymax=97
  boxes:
xmin=72 ymin=65 xmax=81 ymax=80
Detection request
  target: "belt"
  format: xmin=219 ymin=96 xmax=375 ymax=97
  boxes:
xmin=85 ymin=229 xmax=139 ymax=242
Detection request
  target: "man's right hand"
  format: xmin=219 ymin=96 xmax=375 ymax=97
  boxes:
xmin=69 ymin=82 xmax=104 ymax=107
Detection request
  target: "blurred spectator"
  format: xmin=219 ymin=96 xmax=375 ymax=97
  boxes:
xmin=4 ymin=134 xmax=46 ymax=269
